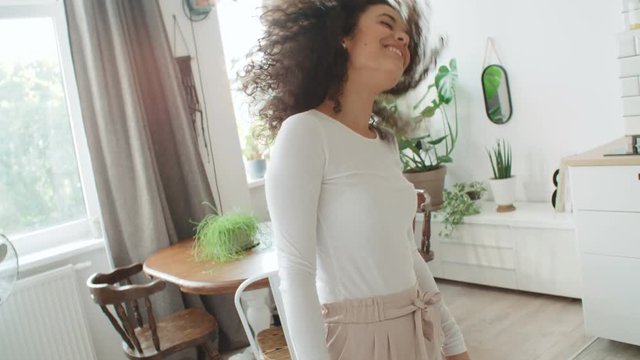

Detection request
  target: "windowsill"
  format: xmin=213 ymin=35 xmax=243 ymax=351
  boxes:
xmin=248 ymin=178 xmax=265 ymax=189
xmin=18 ymin=238 xmax=106 ymax=273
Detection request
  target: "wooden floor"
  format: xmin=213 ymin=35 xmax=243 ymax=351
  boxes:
xmin=437 ymin=279 xmax=593 ymax=360
xmin=224 ymin=280 xmax=640 ymax=360
xmin=573 ymin=338 xmax=640 ymax=360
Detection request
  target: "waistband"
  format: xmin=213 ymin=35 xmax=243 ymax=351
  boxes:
xmin=321 ymin=286 xmax=441 ymax=324
xmin=321 ymin=286 xmax=442 ymax=358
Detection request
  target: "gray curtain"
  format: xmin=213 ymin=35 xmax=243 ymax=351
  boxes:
xmin=65 ymin=0 xmax=248 ymax=353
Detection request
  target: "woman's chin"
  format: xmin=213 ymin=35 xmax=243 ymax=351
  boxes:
xmin=386 ymin=67 xmax=405 ymax=87
xmin=382 ymin=74 xmax=403 ymax=91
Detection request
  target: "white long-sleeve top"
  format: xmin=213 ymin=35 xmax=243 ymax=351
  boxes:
xmin=265 ymin=110 xmax=467 ymax=359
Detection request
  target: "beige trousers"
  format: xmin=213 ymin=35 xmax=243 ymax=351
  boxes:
xmin=322 ymin=287 xmax=445 ymax=360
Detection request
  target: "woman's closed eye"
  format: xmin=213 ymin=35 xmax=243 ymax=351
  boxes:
xmin=380 ymin=21 xmax=393 ymax=30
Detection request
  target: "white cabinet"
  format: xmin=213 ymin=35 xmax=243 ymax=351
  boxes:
xmin=433 ymin=222 xmax=518 ymax=289
xmin=415 ymin=201 xmax=581 ymax=298
xmin=570 ymin=164 xmax=640 ymax=346
xmin=515 ymin=227 xmax=581 ymax=297
xmin=581 ymin=254 xmax=640 ymax=345
xmin=570 ymin=166 xmax=640 ymax=212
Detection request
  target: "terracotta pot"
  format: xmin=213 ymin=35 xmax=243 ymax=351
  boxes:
xmin=489 ymin=176 xmax=516 ymax=212
xmin=403 ymin=166 xmax=447 ymax=209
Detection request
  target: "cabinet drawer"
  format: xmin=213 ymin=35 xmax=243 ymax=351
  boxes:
xmin=620 ymin=55 xmax=640 ymax=77
xmin=442 ymin=262 xmax=517 ymax=289
xmin=570 ymin=166 xmax=640 ymax=212
xmin=437 ymin=223 xmax=515 ymax=248
xmin=577 ymin=211 xmax=640 ymax=258
xmin=440 ymin=242 xmax=515 ymax=269
xmin=515 ymin=228 xmax=581 ymax=298
xmin=581 ymin=254 xmax=640 ymax=345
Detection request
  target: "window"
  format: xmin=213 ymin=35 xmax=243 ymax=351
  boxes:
xmin=217 ymin=0 xmax=268 ymax=179
xmin=0 ymin=0 xmax=101 ymax=255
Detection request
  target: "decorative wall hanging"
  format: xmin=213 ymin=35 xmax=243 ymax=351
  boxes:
xmin=173 ymin=15 xmax=212 ymax=163
xmin=481 ymin=38 xmax=513 ymax=125
xmin=183 ymin=0 xmax=213 ymax=22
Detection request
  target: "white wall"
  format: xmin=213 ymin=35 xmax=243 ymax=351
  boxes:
xmin=427 ymin=0 xmax=624 ymax=202
xmin=249 ymin=182 xmax=269 ymax=221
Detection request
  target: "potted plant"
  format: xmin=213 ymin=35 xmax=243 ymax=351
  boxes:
xmin=464 ymin=180 xmax=487 ymax=201
xmin=438 ymin=182 xmax=486 ymax=237
xmin=242 ymin=123 xmax=270 ymax=180
xmin=487 ymin=139 xmax=516 ymax=212
xmin=193 ymin=210 xmax=261 ymax=262
xmin=384 ymin=58 xmax=459 ymax=209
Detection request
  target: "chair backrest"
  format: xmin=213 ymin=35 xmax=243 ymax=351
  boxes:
xmin=415 ymin=190 xmax=434 ymax=262
xmin=234 ymin=271 xmax=297 ymax=360
xmin=87 ymin=263 xmax=166 ymax=354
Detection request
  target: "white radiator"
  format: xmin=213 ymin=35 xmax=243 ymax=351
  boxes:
xmin=0 ymin=265 xmax=97 ymax=360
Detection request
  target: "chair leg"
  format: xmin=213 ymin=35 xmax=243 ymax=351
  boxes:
xmin=200 ymin=341 xmax=221 ymax=360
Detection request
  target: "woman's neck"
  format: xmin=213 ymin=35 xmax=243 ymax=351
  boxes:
xmin=316 ymin=79 xmax=379 ymax=138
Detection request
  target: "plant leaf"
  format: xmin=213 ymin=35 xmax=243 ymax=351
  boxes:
xmin=426 ymin=135 xmax=447 ymax=146
xmin=420 ymin=99 xmax=439 ymax=118
xmin=436 ymin=60 xmax=458 ymax=105
xmin=397 ymin=135 xmax=428 ymax=151
xmin=412 ymin=84 xmax=436 ymax=110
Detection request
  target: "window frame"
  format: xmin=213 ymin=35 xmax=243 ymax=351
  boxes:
xmin=216 ymin=0 xmax=269 ymax=181
xmin=0 ymin=0 xmax=103 ymax=256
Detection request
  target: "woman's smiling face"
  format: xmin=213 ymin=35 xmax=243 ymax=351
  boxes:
xmin=343 ymin=4 xmax=411 ymax=89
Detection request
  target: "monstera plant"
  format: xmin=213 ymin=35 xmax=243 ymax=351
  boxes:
xmin=386 ymin=58 xmax=459 ymax=209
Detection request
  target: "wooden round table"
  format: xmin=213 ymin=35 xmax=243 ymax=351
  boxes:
xmin=143 ymin=238 xmax=278 ymax=295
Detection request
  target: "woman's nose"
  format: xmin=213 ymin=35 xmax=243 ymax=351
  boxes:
xmin=396 ymin=31 xmax=410 ymax=46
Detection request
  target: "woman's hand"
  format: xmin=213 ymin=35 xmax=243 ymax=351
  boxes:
xmin=446 ymin=351 xmax=471 ymax=360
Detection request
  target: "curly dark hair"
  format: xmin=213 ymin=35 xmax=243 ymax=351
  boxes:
xmin=239 ymin=0 xmax=442 ymax=141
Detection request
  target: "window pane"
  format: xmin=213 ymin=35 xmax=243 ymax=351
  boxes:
xmin=0 ymin=17 xmax=86 ymax=237
xmin=218 ymin=0 xmax=266 ymax=158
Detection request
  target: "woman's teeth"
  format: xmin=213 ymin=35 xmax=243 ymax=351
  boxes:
xmin=385 ymin=46 xmax=402 ymax=58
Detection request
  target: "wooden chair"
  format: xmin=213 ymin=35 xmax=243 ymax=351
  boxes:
xmin=87 ymin=263 xmax=220 ymax=360
xmin=415 ymin=189 xmax=435 ymax=262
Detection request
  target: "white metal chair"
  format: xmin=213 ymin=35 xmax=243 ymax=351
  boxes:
xmin=234 ymin=271 xmax=296 ymax=360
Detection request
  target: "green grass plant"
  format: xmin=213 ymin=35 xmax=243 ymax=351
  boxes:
xmin=193 ymin=211 xmax=260 ymax=263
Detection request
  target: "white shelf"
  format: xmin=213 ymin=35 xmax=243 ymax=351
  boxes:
xmin=425 ymin=201 xmax=575 ymax=230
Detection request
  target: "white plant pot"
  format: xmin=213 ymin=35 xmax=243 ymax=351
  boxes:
xmin=489 ymin=176 xmax=516 ymax=212
xmin=246 ymin=159 xmax=267 ymax=180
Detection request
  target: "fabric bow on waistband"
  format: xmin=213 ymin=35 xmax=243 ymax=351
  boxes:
xmin=412 ymin=290 xmax=441 ymax=344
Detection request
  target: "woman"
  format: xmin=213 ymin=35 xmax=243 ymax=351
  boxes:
xmin=241 ymin=1 xmax=471 ymax=359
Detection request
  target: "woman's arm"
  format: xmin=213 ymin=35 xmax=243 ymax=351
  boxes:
xmin=409 ymin=225 xmax=469 ymax=357
xmin=266 ymin=116 xmax=331 ymax=360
